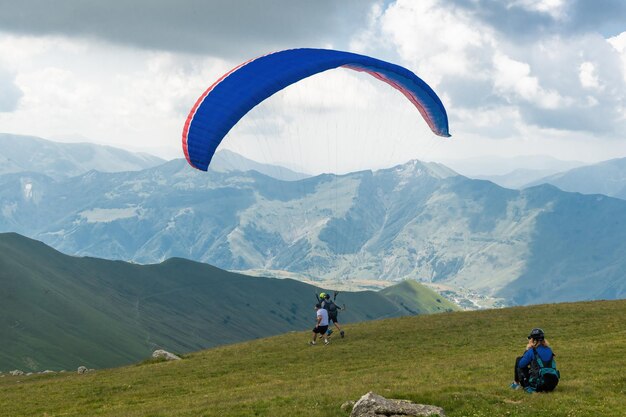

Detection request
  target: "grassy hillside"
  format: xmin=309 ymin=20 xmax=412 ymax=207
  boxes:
xmin=0 ymin=232 xmax=455 ymax=371
xmin=380 ymin=280 xmax=458 ymax=314
xmin=0 ymin=299 xmax=623 ymax=417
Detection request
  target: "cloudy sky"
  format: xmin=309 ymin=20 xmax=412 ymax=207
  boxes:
xmin=0 ymin=0 xmax=625 ymax=174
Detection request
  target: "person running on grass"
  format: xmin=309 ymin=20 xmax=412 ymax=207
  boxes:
xmin=321 ymin=293 xmax=345 ymax=338
xmin=309 ymin=303 xmax=330 ymax=346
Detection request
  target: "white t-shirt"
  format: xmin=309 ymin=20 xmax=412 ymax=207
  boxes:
xmin=316 ymin=308 xmax=329 ymax=326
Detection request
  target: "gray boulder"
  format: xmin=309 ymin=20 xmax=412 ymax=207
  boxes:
xmin=152 ymin=349 xmax=181 ymax=361
xmin=77 ymin=366 xmax=88 ymax=375
xmin=9 ymin=370 xmax=24 ymax=376
xmin=350 ymin=392 xmax=446 ymax=417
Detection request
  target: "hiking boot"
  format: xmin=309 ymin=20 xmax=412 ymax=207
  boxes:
xmin=340 ymin=330 xmax=345 ymax=338
xmin=524 ymin=387 xmax=536 ymax=394
xmin=324 ymin=339 xmax=329 ymax=345
xmin=309 ymin=341 xmax=316 ymax=346
xmin=509 ymin=382 xmax=521 ymax=390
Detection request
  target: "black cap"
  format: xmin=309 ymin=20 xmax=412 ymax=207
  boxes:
xmin=527 ymin=328 xmax=545 ymax=341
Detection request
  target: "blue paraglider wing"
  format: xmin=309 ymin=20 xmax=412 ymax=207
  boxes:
xmin=183 ymin=48 xmax=450 ymax=171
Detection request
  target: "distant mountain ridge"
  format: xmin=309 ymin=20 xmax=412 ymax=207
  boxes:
xmin=443 ymin=154 xmax=583 ymax=175
xmin=0 ymin=232 xmax=456 ymax=371
xmin=210 ymin=149 xmax=310 ymax=181
xmin=525 ymin=157 xmax=626 ymax=199
xmin=0 ymin=133 xmax=165 ymax=179
xmin=1 ymin=152 xmax=625 ymax=306
xmin=474 ymin=168 xmax=560 ymax=189
xmin=0 ymin=133 xmax=312 ymax=183
xmin=443 ymin=155 xmax=584 ymax=189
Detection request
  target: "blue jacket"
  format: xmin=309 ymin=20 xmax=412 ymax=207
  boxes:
xmin=518 ymin=345 xmax=553 ymax=368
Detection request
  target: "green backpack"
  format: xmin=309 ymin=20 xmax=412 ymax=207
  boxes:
xmin=529 ymin=348 xmax=560 ymax=392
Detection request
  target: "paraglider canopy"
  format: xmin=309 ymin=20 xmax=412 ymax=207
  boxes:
xmin=182 ymin=48 xmax=450 ymax=171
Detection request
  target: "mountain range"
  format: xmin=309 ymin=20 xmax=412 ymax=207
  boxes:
xmin=0 ymin=133 xmax=308 ymax=182
xmin=0 ymin=134 xmax=625 ymax=306
xmin=0 ymin=232 xmax=456 ymax=371
xmin=442 ymin=155 xmax=584 ymax=188
xmin=526 ymin=157 xmax=626 ymax=199
xmin=0 ymin=133 xmax=165 ymax=179
xmin=209 ymin=149 xmax=310 ymax=181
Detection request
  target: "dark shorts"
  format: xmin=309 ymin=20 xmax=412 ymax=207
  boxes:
xmin=329 ymin=314 xmax=338 ymax=324
xmin=313 ymin=325 xmax=329 ymax=334
xmin=515 ymin=356 xmax=530 ymax=387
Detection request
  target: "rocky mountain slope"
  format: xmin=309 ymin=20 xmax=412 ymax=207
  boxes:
xmin=1 ymin=155 xmax=624 ymax=306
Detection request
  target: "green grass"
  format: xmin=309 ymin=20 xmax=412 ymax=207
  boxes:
xmin=1 ymin=299 xmax=624 ymax=417
xmin=380 ymin=280 xmax=458 ymax=314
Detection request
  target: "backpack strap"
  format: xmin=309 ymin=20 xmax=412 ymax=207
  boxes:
xmin=533 ymin=347 xmax=554 ymax=368
xmin=532 ymin=348 xmax=545 ymax=368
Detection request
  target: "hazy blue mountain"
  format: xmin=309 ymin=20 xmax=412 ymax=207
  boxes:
xmin=474 ymin=168 xmax=563 ymax=189
xmin=210 ymin=149 xmax=310 ymax=181
xmin=443 ymin=154 xmax=584 ymax=175
xmin=0 ymin=133 xmax=165 ymax=179
xmin=0 ymin=156 xmax=624 ymax=306
xmin=525 ymin=157 xmax=626 ymax=199
xmin=443 ymin=155 xmax=584 ymax=181
xmin=0 ymin=232 xmax=455 ymax=371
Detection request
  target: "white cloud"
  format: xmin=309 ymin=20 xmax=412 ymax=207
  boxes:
xmin=578 ymin=61 xmax=601 ymax=89
xmin=0 ymin=67 xmax=22 ymax=112
xmin=493 ymin=52 xmax=568 ymax=109
xmin=511 ymin=0 xmax=566 ymax=19
xmin=609 ymin=31 xmax=626 ymax=53
xmin=608 ymin=31 xmax=626 ymax=83
xmin=353 ymin=0 xmax=626 ymax=138
xmin=1 ymin=1 xmax=626 ymax=173
xmin=0 ymin=34 xmax=233 ymax=158
xmin=376 ymin=0 xmax=495 ymax=84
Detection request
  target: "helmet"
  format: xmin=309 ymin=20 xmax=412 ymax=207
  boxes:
xmin=527 ymin=328 xmax=545 ymax=341
xmin=319 ymin=292 xmax=327 ymax=300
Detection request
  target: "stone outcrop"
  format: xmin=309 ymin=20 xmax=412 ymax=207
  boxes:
xmin=350 ymin=392 xmax=446 ymax=417
xmin=9 ymin=370 xmax=24 ymax=376
xmin=152 ymin=349 xmax=181 ymax=361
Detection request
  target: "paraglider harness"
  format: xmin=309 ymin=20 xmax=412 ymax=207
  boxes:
xmin=325 ymin=299 xmax=339 ymax=320
xmin=315 ymin=291 xmax=344 ymax=321
xmin=528 ymin=348 xmax=560 ymax=392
